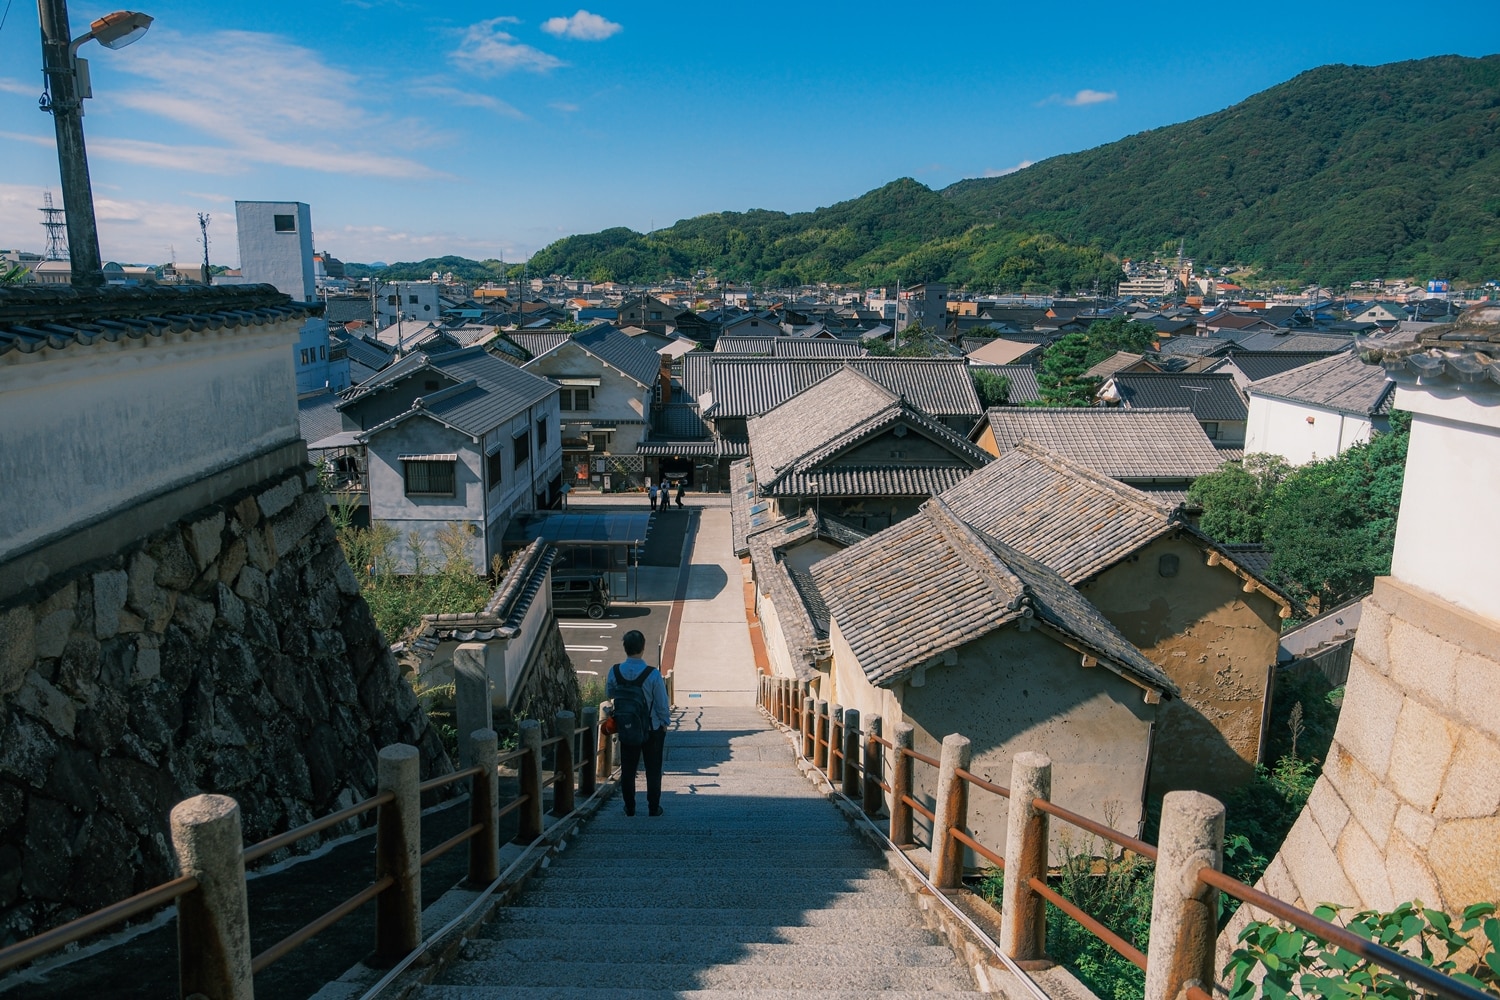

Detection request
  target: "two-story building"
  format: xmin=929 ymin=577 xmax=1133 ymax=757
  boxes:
xmin=333 ymin=347 xmax=562 ymax=573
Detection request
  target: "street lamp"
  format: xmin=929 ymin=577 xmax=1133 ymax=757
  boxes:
xmin=37 ymin=1 xmax=153 ymax=290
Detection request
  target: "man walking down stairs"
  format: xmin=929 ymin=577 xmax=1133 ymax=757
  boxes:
xmin=410 ymin=706 xmax=985 ymax=998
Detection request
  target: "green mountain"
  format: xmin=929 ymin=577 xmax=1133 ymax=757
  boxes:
xmin=517 ymin=54 xmax=1500 ymax=290
xmin=944 ymin=54 xmax=1500 ymax=285
xmin=344 ymin=256 xmax=510 ymax=283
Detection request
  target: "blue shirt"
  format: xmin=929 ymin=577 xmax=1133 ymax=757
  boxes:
xmin=607 ymin=656 xmax=671 ymax=731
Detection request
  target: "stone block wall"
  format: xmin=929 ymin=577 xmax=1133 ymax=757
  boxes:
xmin=507 ymin=623 xmax=580 ymax=730
xmin=1220 ymin=575 xmax=1500 ymax=959
xmin=0 ymin=463 xmax=448 ymax=945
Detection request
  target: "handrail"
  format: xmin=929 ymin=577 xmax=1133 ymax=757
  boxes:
xmin=421 ymin=823 xmax=484 ymax=867
xmin=496 ymin=746 xmax=529 ymax=767
xmin=539 ymin=735 xmax=565 ymax=750
xmin=249 ymin=875 xmax=394 ymax=974
xmin=902 ymin=794 xmax=935 ymax=823
xmin=1028 ymin=875 xmax=1148 ymax=971
xmin=1198 ymin=868 xmax=1496 ymax=1000
xmin=244 ymin=792 xmax=396 ymax=864
xmin=418 ymin=764 xmax=482 ymax=794
xmin=902 ymin=747 xmax=940 ymax=769
xmin=954 ymin=766 xmax=1009 ymax=799
xmin=1033 ymin=797 xmax=1158 ymax=861
xmin=950 ymin=827 xmax=1006 ymax=871
xmin=0 ymin=875 xmax=199 ymax=974
xmin=496 ymin=794 xmax=531 ymax=821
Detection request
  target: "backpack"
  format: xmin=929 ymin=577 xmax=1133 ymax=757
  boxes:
xmin=609 ymin=663 xmax=655 ymax=746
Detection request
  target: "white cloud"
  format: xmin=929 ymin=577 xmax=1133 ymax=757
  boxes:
xmin=549 ymin=101 xmax=580 ymax=113
xmin=0 ymin=182 xmax=230 ymax=264
xmin=452 ymin=18 xmax=565 ymax=76
xmin=412 ymin=80 xmax=527 ymax=119
xmin=1039 ymin=88 xmax=1118 ymax=107
xmin=0 ymin=77 xmax=36 ymax=97
xmin=330 ymin=223 xmax=522 ymax=264
xmin=100 ymin=30 xmax=441 ymax=178
xmin=540 ymin=10 xmax=622 ymax=41
xmin=983 ymin=160 xmax=1033 ymax=178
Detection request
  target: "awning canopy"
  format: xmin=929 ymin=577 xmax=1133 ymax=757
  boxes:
xmin=397 ymin=453 xmax=458 ymax=462
xmin=556 ymin=377 xmax=602 ymax=387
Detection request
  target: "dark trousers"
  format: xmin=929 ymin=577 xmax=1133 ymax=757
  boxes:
xmin=620 ymin=727 xmax=666 ymax=812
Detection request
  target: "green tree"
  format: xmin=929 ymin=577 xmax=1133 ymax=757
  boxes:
xmin=1186 ymin=454 xmax=1292 ymax=543
xmin=971 ymin=369 xmax=1012 ymax=408
xmin=1035 ymin=316 xmax=1157 ymax=407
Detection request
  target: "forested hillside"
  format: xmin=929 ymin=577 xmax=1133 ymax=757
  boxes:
xmin=508 ymin=54 xmax=1500 ymax=290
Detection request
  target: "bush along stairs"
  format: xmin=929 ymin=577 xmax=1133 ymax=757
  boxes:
xmin=410 ymin=705 xmax=984 ymax=998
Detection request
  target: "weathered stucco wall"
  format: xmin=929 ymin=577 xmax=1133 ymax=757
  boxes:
xmin=828 ymin=619 xmax=1157 ymax=866
xmin=0 ymin=463 xmax=447 ymax=945
xmin=1220 ymin=576 xmax=1500 ymax=960
xmin=1081 ymin=535 xmax=1282 ymax=795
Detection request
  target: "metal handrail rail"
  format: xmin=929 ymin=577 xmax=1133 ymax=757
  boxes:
xmin=901 ymin=747 xmax=940 ymax=769
xmin=1198 ymin=867 xmax=1496 ymax=1000
xmin=249 ymin=875 xmax=394 ymax=974
xmin=954 ymin=766 xmax=1009 ymax=799
xmin=496 ymin=794 xmax=531 ymax=821
xmin=950 ymin=827 xmax=1006 ymax=870
xmin=418 ymin=764 xmax=482 ymax=794
xmin=1032 ymin=797 xmax=1158 ymax=861
xmin=1028 ymin=875 xmax=1147 ymax=971
xmin=902 ymin=794 xmax=935 ymax=823
xmin=421 ymin=823 xmax=484 ymax=867
xmin=0 ymin=875 xmax=199 ymax=974
xmin=244 ymin=791 xmax=397 ymax=864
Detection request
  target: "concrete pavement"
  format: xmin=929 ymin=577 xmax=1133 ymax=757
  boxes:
xmin=667 ymin=505 xmax=759 ymax=707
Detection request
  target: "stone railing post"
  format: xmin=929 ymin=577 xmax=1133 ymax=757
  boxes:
xmin=452 ymin=643 xmax=492 ymax=768
xmin=578 ymin=706 xmax=598 ymax=798
xmin=467 ymin=728 xmax=499 ymax=885
xmin=515 ymin=719 xmax=544 ymax=843
xmin=890 ymin=723 xmax=915 ymax=846
xmin=829 ymin=705 xmax=844 ymax=781
xmin=375 ymin=744 xmax=421 ymax=966
xmin=802 ymin=695 xmax=816 ymax=759
xmin=862 ymin=715 xmax=883 ymax=817
xmin=596 ymin=703 xmax=614 ymax=782
xmin=930 ymin=734 xmax=972 ymax=889
xmin=841 ymin=708 xmax=862 ymax=798
xmin=552 ymin=711 xmax=576 ymax=817
xmin=1001 ymin=751 xmax=1052 ymax=961
xmin=813 ymin=700 xmax=830 ymax=770
xmin=172 ymin=794 xmax=253 ymax=1000
xmin=1145 ymin=792 xmax=1225 ymax=1000
xmin=758 ymin=675 xmax=768 ymax=711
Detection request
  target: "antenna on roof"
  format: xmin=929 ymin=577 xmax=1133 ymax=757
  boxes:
xmin=40 ymin=191 xmax=68 ymax=261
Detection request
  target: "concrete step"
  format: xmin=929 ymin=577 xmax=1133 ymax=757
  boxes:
xmin=513 ymin=887 xmax=916 ymax=910
xmin=475 ymin=920 xmax=940 ymax=947
xmin=435 ymin=958 xmax=976 ymax=991
xmin=458 ymin=939 xmax=964 ymax=968
xmin=534 ymin=860 xmax=889 ymax=878
xmin=521 ymin=875 xmax=900 ymax=895
xmin=413 ymin=990 xmax=981 ymax=1000
xmin=483 ymin=906 xmax=931 ymax=931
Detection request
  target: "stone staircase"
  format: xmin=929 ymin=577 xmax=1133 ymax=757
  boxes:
xmin=410 ymin=706 xmax=984 ymax=998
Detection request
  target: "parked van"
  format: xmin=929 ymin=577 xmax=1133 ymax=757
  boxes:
xmin=551 ymin=571 xmax=610 ymax=619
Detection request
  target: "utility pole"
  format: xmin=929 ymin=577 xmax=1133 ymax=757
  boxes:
xmin=197 ymin=212 xmax=211 ymax=283
xmin=38 ymin=0 xmax=103 ymax=289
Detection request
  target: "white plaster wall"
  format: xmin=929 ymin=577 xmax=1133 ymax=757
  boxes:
xmin=376 ymin=282 xmax=441 ymax=328
xmin=524 ymin=343 xmax=652 ymax=453
xmin=366 ymin=416 xmax=484 ymax=573
xmin=235 ymin=202 xmax=315 ymax=301
xmin=1245 ymin=394 xmax=1374 ymax=466
xmin=0 ymin=323 xmax=300 ymax=562
xmin=1390 ymin=386 xmax=1500 ymax=623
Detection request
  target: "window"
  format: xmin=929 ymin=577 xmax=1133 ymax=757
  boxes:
xmin=408 ymin=294 xmax=419 ymax=305
xmin=387 ymin=295 xmax=398 ymax=306
xmin=487 ymin=451 xmax=502 ymax=487
xmin=403 ymin=460 xmax=455 ymax=497
xmin=536 ymin=417 xmax=547 ymax=447
xmin=1202 ymin=421 xmax=1220 ymax=440
xmin=513 ymin=430 xmax=530 ymax=468
xmin=299 ymin=349 xmax=309 ymax=365
xmin=559 ymin=388 xmax=590 ymax=411
xmin=590 ymin=432 xmax=610 ymax=453
xmin=319 ymin=345 xmax=326 ymax=360
xmin=273 ymin=214 xmax=296 ymax=233
xmin=649 ymin=310 xmax=662 ymax=320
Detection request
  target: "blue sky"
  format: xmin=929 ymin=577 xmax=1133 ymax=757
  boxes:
xmin=1 ymin=1 xmax=1497 ymax=266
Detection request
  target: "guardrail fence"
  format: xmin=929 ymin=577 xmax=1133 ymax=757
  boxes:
xmin=756 ymin=675 xmax=1490 ymax=1000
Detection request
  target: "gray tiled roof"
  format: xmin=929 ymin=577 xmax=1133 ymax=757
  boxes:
xmin=1222 ymin=351 xmax=1343 ymax=383
xmin=1231 ymin=331 xmax=1353 ymax=353
xmin=335 ymin=330 xmax=396 ymax=372
xmin=298 ymin=389 xmax=346 ymax=446
xmin=746 ymin=368 xmax=897 ymax=482
xmin=1157 ymin=336 xmax=1238 ymax=358
xmin=1085 ymin=351 xmax=1147 ymax=378
xmin=809 ymin=499 xmax=1174 ymax=693
xmin=695 ymin=357 xmax=983 ymax=420
xmin=728 ymin=458 xmax=771 ymax=556
xmin=766 ymin=466 xmax=975 ymax=497
xmin=343 ymin=345 xmax=558 ymax=437
xmin=1248 ymin=351 xmax=1395 ymax=416
xmin=1109 ymin=372 xmax=1248 ymax=422
xmin=978 ymin=407 xmax=1226 ymax=480
xmin=506 ymin=332 xmax=570 ymax=359
xmin=971 ymin=363 xmax=1042 ymax=404
xmin=569 ymin=323 xmax=664 ymax=387
xmin=1363 ymin=304 xmax=1500 ymax=390
xmin=0 ymin=283 xmax=320 ymax=356
xmin=409 ymin=541 xmax=556 ymax=653
xmin=746 ymin=513 xmax=865 ymax=680
xmin=940 ymin=443 xmax=1178 ymax=583
xmin=716 ymin=336 xmax=867 ymax=358
xmin=657 ymin=402 xmax=711 ymax=439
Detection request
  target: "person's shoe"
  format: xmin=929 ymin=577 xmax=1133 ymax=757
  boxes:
xmin=648 ymin=805 xmax=664 ymax=817
xmin=623 ymin=803 xmax=636 ymax=817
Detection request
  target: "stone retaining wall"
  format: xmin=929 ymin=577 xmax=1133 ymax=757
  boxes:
xmin=0 ymin=463 xmax=448 ymax=945
xmin=1220 ymin=575 xmax=1500 ymax=958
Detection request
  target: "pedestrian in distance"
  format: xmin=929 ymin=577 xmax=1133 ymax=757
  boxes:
xmin=606 ymin=629 xmax=670 ymax=817
xmin=648 ymin=482 xmax=658 ymax=512
xmin=675 ymin=482 xmax=685 ymax=508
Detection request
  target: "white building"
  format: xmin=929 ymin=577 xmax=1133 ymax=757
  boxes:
xmin=1244 ymin=352 xmax=1396 ymax=465
xmin=375 ymin=280 xmax=442 ymax=331
xmin=235 ymin=200 xmax=349 ymax=393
